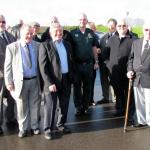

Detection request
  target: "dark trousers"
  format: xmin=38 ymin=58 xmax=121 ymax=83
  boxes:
xmin=73 ymin=63 xmax=93 ymax=110
xmin=43 ymin=74 xmax=71 ymax=131
xmin=113 ymin=85 xmax=135 ymax=120
xmin=113 ymin=86 xmax=128 ymax=113
xmin=0 ymin=80 xmax=15 ymax=125
xmin=90 ymin=67 xmax=96 ymax=103
xmin=0 ymin=80 xmax=3 ymax=126
xmin=5 ymin=90 xmax=16 ymax=122
xmin=99 ymin=63 xmax=110 ymax=100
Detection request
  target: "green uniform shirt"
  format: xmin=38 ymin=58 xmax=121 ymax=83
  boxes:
xmin=71 ymin=28 xmax=96 ymax=62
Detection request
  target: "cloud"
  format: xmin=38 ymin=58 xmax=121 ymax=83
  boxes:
xmin=0 ymin=0 xmax=150 ymax=26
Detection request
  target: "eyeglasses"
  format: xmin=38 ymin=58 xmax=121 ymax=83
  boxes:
xmin=118 ymin=25 xmax=126 ymax=28
xmin=144 ymin=29 xmax=150 ymax=32
xmin=0 ymin=21 xmax=6 ymax=24
xmin=79 ymin=19 xmax=87 ymax=22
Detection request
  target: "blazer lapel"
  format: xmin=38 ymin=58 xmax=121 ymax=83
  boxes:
xmin=50 ymin=41 xmax=61 ymax=64
xmin=15 ymin=41 xmax=23 ymax=72
xmin=141 ymin=39 xmax=150 ymax=62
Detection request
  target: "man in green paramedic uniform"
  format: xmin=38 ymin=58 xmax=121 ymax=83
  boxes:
xmin=71 ymin=13 xmax=99 ymax=116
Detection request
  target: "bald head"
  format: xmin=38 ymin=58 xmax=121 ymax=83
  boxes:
xmin=78 ymin=13 xmax=88 ymax=29
xmin=86 ymin=22 xmax=96 ymax=32
xmin=0 ymin=14 xmax=6 ymax=31
xmin=50 ymin=16 xmax=59 ymax=25
xmin=117 ymin=18 xmax=128 ymax=37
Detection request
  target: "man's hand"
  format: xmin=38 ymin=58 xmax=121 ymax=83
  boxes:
xmin=127 ymin=71 xmax=135 ymax=79
xmin=7 ymin=84 xmax=15 ymax=91
xmin=97 ymin=48 xmax=101 ymax=54
xmin=48 ymin=84 xmax=57 ymax=92
xmin=94 ymin=62 xmax=99 ymax=70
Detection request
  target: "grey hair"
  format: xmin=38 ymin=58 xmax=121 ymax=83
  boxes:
xmin=49 ymin=22 xmax=63 ymax=33
xmin=20 ymin=24 xmax=32 ymax=35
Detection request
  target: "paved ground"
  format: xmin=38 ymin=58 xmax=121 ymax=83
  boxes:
xmin=1 ymin=70 xmax=150 ymax=150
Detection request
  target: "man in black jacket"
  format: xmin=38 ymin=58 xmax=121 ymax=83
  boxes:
xmin=103 ymin=18 xmax=135 ymax=121
xmin=39 ymin=23 xmax=74 ymax=140
xmin=0 ymin=15 xmax=16 ymax=134
xmin=97 ymin=18 xmax=117 ymax=104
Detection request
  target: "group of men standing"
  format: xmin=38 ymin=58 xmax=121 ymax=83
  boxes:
xmin=0 ymin=12 xmax=150 ymax=140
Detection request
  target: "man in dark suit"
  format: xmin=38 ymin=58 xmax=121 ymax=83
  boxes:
xmin=86 ymin=21 xmax=101 ymax=106
xmin=0 ymin=15 xmax=16 ymax=134
xmin=10 ymin=19 xmax=23 ymax=40
xmin=39 ymin=23 xmax=74 ymax=140
xmin=127 ymin=22 xmax=150 ymax=127
xmin=97 ymin=18 xmax=117 ymax=104
xmin=103 ymin=18 xmax=135 ymax=121
xmin=40 ymin=16 xmax=73 ymax=45
xmin=31 ymin=22 xmax=41 ymax=42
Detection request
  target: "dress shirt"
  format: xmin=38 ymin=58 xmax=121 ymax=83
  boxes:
xmin=54 ymin=40 xmax=68 ymax=74
xmin=20 ymin=41 xmax=37 ymax=77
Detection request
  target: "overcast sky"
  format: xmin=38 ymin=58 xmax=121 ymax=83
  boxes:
xmin=0 ymin=0 xmax=149 ymax=26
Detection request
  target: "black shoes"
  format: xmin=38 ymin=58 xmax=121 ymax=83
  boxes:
xmin=89 ymin=102 xmax=96 ymax=106
xmin=75 ymin=108 xmax=90 ymax=116
xmin=132 ymin=124 xmax=148 ymax=128
xmin=57 ymin=126 xmax=71 ymax=134
xmin=75 ymin=108 xmax=83 ymax=116
xmin=96 ymin=98 xmax=110 ymax=105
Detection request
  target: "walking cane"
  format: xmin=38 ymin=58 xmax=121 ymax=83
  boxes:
xmin=124 ymin=78 xmax=132 ymax=133
xmin=0 ymin=85 xmax=4 ymax=126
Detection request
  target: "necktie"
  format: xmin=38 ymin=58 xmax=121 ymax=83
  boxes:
xmin=1 ymin=32 xmax=9 ymax=45
xmin=24 ymin=44 xmax=32 ymax=68
xmin=144 ymin=40 xmax=149 ymax=49
xmin=141 ymin=40 xmax=149 ymax=62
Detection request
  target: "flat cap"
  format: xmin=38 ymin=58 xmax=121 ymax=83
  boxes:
xmin=30 ymin=21 xmax=40 ymax=27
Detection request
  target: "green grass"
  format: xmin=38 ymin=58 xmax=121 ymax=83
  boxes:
xmin=40 ymin=25 xmax=143 ymax=37
xmin=132 ymin=26 xmax=143 ymax=37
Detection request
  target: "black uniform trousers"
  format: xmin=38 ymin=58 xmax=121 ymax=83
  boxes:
xmin=73 ymin=62 xmax=93 ymax=110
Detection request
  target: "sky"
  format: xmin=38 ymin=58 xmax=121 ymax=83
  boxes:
xmin=0 ymin=0 xmax=150 ymax=27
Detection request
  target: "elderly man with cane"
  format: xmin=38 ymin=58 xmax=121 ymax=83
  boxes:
xmin=127 ymin=21 xmax=150 ymax=128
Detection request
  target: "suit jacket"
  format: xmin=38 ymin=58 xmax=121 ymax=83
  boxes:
xmin=127 ymin=38 xmax=150 ymax=88
xmin=99 ymin=32 xmax=113 ymax=65
xmin=0 ymin=30 xmax=16 ymax=89
xmin=4 ymin=40 xmax=40 ymax=98
xmin=10 ymin=24 xmax=22 ymax=40
xmin=103 ymin=33 xmax=133 ymax=88
xmin=38 ymin=39 xmax=73 ymax=93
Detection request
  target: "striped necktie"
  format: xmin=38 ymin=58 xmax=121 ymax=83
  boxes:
xmin=1 ymin=32 xmax=9 ymax=45
xmin=24 ymin=44 xmax=32 ymax=68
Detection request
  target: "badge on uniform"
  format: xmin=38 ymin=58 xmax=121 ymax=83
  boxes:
xmin=88 ymin=33 xmax=92 ymax=39
xmin=75 ymin=34 xmax=79 ymax=37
